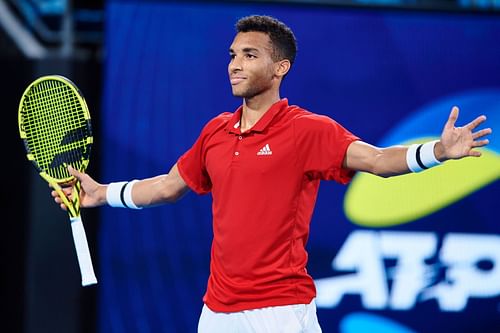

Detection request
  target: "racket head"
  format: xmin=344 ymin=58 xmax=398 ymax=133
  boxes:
xmin=18 ymin=75 xmax=93 ymax=184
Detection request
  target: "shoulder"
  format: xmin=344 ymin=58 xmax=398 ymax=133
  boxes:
xmin=288 ymin=105 xmax=359 ymax=143
xmin=200 ymin=112 xmax=233 ymax=134
xmin=288 ymin=106 xmax=342 ymax=131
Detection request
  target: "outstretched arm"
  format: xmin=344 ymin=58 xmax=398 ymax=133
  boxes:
xmin=52 ymin=163 xmax=189 ymax=210
xmin=343 ymin=106 xmax=492 ymax=178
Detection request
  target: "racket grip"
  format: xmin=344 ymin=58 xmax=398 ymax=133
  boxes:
xmin=70 ymin=216 xmax=98 ymax=286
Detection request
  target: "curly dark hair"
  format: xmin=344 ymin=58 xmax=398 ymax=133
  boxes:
xmin=235 ymin=15 xmax=297 ymax=65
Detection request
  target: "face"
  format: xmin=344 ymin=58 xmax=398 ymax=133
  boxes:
xmin=228 ymin=31 xmax=279 ymax=98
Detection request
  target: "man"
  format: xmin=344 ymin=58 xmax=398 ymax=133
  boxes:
xmin=53 ymin=15 xmax=491 ymax=333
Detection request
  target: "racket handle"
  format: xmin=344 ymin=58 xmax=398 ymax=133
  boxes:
xmin=70 ymin=216 xmax=98 ymax=286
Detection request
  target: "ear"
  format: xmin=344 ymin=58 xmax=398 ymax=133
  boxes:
xmin=274 ymin=59 xmax=291 ymax=78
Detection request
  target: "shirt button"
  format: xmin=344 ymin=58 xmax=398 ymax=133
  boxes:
xmin=238 ymin=136 xmax=243 ymax=140
xmin=234 ymin=151 xmax=239 ymax=156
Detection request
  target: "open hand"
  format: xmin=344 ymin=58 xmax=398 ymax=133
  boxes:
xmin=437 ymin=106 xmax=492 ymax=161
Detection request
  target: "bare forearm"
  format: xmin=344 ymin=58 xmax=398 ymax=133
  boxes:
xmin=345 ymin=142 xmax=410 ymax=177
xmin=130 ymin=174 xmax=187 ymax=206
xmin=344 ymin=142 xmax=411 ymax=178
xmin=369 ymin=145 xmax=411 ymax=177
xmin=104 ymin=164 xmax=189 ymax=208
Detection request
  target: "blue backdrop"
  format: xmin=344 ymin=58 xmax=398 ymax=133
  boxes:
xmin=100 ymin=1 xmax=500 ymax=332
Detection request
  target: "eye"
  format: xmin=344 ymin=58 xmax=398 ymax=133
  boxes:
xmin=246 ymin=54 xmax=256 ymax=59
xmin=229 ymin=54 xmax=236 ymax=60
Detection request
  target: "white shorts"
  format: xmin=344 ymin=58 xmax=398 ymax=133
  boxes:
xmin=198 ymin=299 xmax=322 ymax=333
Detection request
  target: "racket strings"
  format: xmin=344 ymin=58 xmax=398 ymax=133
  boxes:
xmin=21 ymin=79 xmax=91 ymax=180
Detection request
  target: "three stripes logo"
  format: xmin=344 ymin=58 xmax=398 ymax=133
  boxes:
xmin=257 ymin=144 xmax=273 ymax=156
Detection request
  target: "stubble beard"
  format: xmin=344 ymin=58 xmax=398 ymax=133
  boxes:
xmin=232 ymin=85 xmax=262 ymax=99
xmin=231 ymin=76 xmax=274 ymax=99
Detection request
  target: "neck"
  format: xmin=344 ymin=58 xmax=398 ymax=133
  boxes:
xmin=240 ymin=89 xmax=280 ymax=132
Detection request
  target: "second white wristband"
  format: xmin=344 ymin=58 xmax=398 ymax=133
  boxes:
xmin=106 ymin=180 xmax=142 ymax=209
xmin=406 ymin=140 xmax=442 ymax=172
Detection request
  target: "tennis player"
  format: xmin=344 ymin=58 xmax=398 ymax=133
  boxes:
xmin=53 ymin=15 xmax=491 ymax=333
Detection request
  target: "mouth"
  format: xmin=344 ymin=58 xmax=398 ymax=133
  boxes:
xmin=230 ymin=77 xmax=246 ymax=85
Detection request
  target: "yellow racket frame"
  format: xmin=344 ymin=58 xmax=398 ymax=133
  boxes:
xmin=18 ymin=75 xmax=93 ymax=217
xmin=18 ymin=75 xmax=97 ymax=286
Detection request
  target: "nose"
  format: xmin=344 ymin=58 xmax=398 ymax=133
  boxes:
xmin=229 ymin=55 xmax=242 ymax=74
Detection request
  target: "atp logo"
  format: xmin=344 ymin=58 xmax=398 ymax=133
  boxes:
xmin=315 ymin=230 xmax=500 ymax=312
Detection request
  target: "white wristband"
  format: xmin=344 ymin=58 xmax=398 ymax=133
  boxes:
xmin=106 ymin=180 xmax=142 ymax=209
xmin=406 ymin=144 xmax=421 ymax=172
xmin=106 ymin=181 xmax=127 ymax=207
xmin=406 ymin=140 xmax=442 ymax=173
xmin=123 ymin=180 xmax=142 ymax=209
xmin=420 ymin=140 xmax=442 ymax=168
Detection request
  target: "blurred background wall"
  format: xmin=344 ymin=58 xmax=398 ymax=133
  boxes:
xmin=1 ymin=1 xmax=499 ymax=332
xmin=1 ymin=1 xmax=102 ymax=332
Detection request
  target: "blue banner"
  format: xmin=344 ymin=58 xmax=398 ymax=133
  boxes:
xmin=101 ymin=2 xmax=500 ymax=332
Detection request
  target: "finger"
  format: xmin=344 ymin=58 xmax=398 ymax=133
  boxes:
xmin=60 ymin=178 xmax=76 ymax=187
xmin=465 ymin=115 xmax=487 ymax=131
xmin=51 ymin=187 xmax=72 ymax=202
xmin=468 ymin=150 xmax=482 ymax=157
xmin=49 ymin=182 xmax=71 ymax=193
xmin=51 ymin=190 xmax=64 ymax=198
xmin=53 ymin=191 xmax=70 ymax=203
xmin=68 ymin=165 xmax=84 ymax=179
xmin=54 ymin=187 xmax=72 ymax=196
xmin=55 ymin=193 xmax=70 ymax=210
xmin=472 ymin=139 xmax=490 ymax=148
xmin=445 ymin=106 xmax=459 ymax=129
xmin=472 ymin=128 xmax=492 ymax=140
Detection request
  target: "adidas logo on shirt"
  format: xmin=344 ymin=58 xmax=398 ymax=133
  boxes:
xmin=257 ymin=144 xmax=273 ymax=156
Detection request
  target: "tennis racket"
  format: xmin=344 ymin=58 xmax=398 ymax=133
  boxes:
xmin=18 ymin=75 xmax=97 ymax=286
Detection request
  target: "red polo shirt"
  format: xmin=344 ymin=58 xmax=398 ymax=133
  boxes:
xmin=177 ymin=99 xmax=359 ymax=312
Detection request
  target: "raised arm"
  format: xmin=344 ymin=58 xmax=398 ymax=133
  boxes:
xmin=52 ymin=163 xmax=190 ymax=210
xmin=343 ymin=106 xmax=491 ymax=178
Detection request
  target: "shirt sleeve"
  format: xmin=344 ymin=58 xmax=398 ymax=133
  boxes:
xmin=293 ymin=113 xmax=360 ymax=184
xmin=176 ymin=117 xmax=224 ymax=195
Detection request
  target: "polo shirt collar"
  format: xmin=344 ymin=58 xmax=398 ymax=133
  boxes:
xmin=226 ymin=98 xmax=289 ymax=134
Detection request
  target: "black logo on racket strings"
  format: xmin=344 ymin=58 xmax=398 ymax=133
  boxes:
xmin=49 ymin=121 xmax=92 ymax=169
